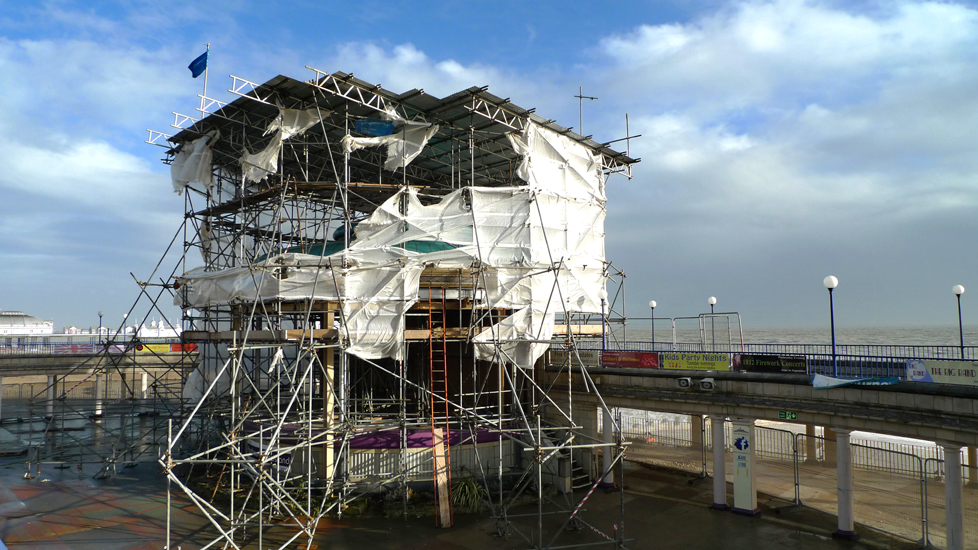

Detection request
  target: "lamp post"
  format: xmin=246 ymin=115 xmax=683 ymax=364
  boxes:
xmin=599 ymin=289 xmax=608 ymax=351
xmin=824 ymin=276 xmax=839 ymax=377
xmin=649 ymin=300 xmax=657 ymax=350
xmin=97 ymin=311 xmax=103 ymax=346
xmin=954 ymin=285 xmax=966 ymax=359
xmin=708 ymin=296 xmax=717 ymax=350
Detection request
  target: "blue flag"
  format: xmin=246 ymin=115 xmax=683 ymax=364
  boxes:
xmin=188 ymin=51 xmax=208 ymax=78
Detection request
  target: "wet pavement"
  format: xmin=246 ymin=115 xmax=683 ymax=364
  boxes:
xmin=0 ymin=454 xmax=916 ymax=550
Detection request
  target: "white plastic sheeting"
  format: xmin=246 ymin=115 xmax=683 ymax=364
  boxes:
xmin=171 ymin=131 xmax=219 ymax=195
xmin=177 ymin=122 xmax=606 ymax=368
xmin=241 ymin=108 xmax=327 ymax=184
xmin=341 ymin=121 xmax=439 ymax=171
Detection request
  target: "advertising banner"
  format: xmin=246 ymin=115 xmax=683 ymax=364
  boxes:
xmin=661 ymin=352 xmax=730 ymax=371
xmin=733 ymin=354 xmax=807 ymax=374
xmin=136 ymin=344 xmax=172 ymax=354
xmin=812 ymin=374 xmax=900 ymax=389
xmin=601 ymin=351 xmax=659 ymax=369
xmin=548 ymin=349 xmax=600 ymax=367
xmin=907 ymin=359 xmax=978 ymax=387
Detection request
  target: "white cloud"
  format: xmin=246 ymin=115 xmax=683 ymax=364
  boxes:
xmin=320 ymin=42 xmax=542 ymax=102
xmin=599 ymin=1 xmax=978 ymax=113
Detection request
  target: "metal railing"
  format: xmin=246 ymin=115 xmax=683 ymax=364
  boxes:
xmin=615 ymin=415 xmax=977 ymax=547
xmin=0 ymin=339 xmax=180 ymax=356
xmin=564 ymin=340 xmax=977 ymax=380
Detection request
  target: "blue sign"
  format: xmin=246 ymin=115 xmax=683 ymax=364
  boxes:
xmin=356 ymin=119 xmax=395 ymax=136
xmin=734 ymin=437 xmax=749 ymax=451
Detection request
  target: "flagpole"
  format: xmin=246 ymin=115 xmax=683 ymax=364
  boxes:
xmin=200 ymin=43 xmax=210 ymax=114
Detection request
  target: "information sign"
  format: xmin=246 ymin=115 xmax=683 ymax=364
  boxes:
xmin=734 ymin=354 xmax=807 ymax=374
xmin=661 ymin=352 xmax=730 ymax=371
xmin=907 ymin=359 xmax=978 ymax=387
xmin=601 ymin=351 xmax=659 ymax=369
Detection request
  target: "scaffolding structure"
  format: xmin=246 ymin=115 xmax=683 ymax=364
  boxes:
xmin=147 ymin=67 xmax=640 ymax=549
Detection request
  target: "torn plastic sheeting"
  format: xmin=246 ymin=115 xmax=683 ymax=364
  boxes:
xmin=241 ymin=131 xmax=283 ymax=184
xmin=479 ymin=265 xmax=604 ymax=314
xmin=341 ymin=122 xmax=439 ymax=171
xmin=266 ymin=108 xmax=327 ymax=140
xmin=182 ymin=352 xmax=233 ymax=403
xmin=507 ymin=122 xmax=605 ymax=203
xmin=352 ymin=188 xmax=473 ymax=249
xmin=241 ymin=108 xmax=327 ymax=184
xmin=174 ymin=250 xmax=418 ymax=309
xmin=528 ymin=193 xmax=605 ymax=265
xmin=341 ymin=264 xmax=424 ymax=361
xmin=472 ymin=307 xmax=555 ymax=369
xmin=171 ymin=131 xmax=219 ymax=195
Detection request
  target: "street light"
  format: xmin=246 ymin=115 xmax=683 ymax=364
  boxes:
xmin=708 ymin=296 xmax=717 ymax=350
xmin=824 ymin=276 xmax=839 ymax=377
xmin=954 ymin=285 xmax=966 ymax=359
xmin=598 ymin=289 xmax=608 ymax=351
xmin=97 ymin=311 xmax=103 ymax=346
xmin=649 ymin=300 xmax=657 ymax=350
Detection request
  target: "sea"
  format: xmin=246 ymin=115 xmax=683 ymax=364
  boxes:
xmin=618 ymin=325 xmax=978 ymax=347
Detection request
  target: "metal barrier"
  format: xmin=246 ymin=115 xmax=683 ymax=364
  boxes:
xmin=567 ymin=340 xmax=976 ymax=380
xmin=616 ymin=416 xmax=978 ymax=546
xmin=0 ymin=339 xmax=182 ymax=356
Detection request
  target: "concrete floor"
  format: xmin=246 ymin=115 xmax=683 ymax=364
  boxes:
xmin=0 ymin=453 xmax=915 ymax=550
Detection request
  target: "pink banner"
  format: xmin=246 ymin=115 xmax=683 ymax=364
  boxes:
xmin=601 ymin=351 xmax=659 ymax=369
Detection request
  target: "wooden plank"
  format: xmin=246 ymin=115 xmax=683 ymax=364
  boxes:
xmin=404 ymin=327 xmax=489 ymax=340
xmin=282 ymin=328 xmax=338 ymax=341
xmin=431 ymin=427 xmax=453 ymax=528
xmin=552 ymin=324 xmax=603 ymax=336
xmin=181 ymin=329 xmax=338 ymax=342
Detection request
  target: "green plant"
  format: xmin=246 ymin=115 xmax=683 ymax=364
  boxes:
xmin=451 ymin=476 xmax=488 ymax=513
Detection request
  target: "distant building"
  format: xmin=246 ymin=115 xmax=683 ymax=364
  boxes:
xmin=137 ymin=319 xmax=181 ymax=338
xmin=0 ymin=310 xmax=55 ymax=336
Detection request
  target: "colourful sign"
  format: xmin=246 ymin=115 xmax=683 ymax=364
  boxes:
xmin=907 ymin=359 xmax=978 ymax=387
xmin=53 ymin=343 xmax=95 ymax=354
xmin=734 ymin=354 xmax=807 ymax=374
xmin=661 ymin=352 xmax=730 ymax=371
xmin=136 ymin=344 xmax=172 ymax=353
xmin=601 ymin=351 xmax=659 ymax=369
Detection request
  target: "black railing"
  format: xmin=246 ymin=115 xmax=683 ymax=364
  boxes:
xmin=563 ymin=339 xmax=978 ymax=380
xmin=0 ymin=339 xmax=181 ymax=356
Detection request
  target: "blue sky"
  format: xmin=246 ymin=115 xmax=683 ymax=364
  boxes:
xmin=2 ymin=0 xmax=978 ymax=334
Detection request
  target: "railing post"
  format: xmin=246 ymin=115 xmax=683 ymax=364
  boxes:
xmin=919 ymin=456 xmax=928 ymax=547
xmin=793 ymin=433 xmax=802 ymax=505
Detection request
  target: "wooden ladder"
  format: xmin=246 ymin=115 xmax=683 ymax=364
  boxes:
xmin=428 ymin=289 xmax=453 ymax=527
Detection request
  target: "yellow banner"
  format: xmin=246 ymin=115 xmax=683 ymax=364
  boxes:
xmin=908 ymin=359 xmax=978 ymax=387
xmin=661 ymin=352 xmax=730 ymax=371
xmin=136 ymin=343 xmax=172 ymax=353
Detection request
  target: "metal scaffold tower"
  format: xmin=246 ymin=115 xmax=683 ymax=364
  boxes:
xmin=144 ymin=66 xmax=640 ymax=549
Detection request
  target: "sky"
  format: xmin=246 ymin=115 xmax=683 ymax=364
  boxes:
xmin=1 ymin=0 xmax=977 ymax=334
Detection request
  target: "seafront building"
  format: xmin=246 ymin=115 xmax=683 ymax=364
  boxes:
xmin=0 ymin=311 xmax=53 ymax=337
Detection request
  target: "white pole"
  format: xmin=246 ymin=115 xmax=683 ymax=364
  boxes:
xmin=944 ymin=444 xmax=965 ymax=550
xmin=711 ymin=416 xmax=729 ymax=510
xmin=835 ymin=429 xmax=857 ymax=538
